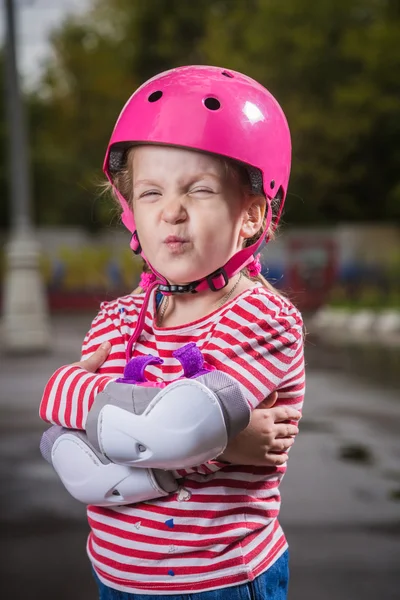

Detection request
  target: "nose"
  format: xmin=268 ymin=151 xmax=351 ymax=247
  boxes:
xmin=161 ymin=193 xmax=187 ymax=225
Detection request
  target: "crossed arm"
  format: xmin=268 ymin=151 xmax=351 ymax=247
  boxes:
xmin=78 ymin=342 xmax=300 ymax=464
xmin=40 ymin=343 xmax=300 ymax=507
xmin=39 ymin=302 xmax=303 ymax=506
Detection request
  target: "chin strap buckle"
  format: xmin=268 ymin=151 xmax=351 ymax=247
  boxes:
xmin=206 ymin=267 xmax=229 ymax=292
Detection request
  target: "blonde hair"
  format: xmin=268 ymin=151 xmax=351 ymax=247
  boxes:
xmin=109 ymin=146 xmax=283 ymax=296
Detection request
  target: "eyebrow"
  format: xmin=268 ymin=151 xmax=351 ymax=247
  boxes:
xmin=133 ymin=179 xmax=160 ymax=188
xmin=186 ymin=172 xmax=221 ymax=183
xmin=133 ymin=172 xmax=222 ymax=189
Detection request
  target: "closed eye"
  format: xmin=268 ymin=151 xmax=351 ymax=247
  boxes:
xmin=190 ymin=187 xmax=215 ymax=195
xmin=139 ymin=190 xmax=161 ymax=198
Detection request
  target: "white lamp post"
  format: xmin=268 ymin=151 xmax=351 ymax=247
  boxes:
xmin=1 ymin=0 xmax=51 ymax=351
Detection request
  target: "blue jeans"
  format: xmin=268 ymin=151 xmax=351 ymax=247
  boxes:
xmin=92 ymin=550 xmax=289 ymax=599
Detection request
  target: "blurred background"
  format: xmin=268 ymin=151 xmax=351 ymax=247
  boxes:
xmin=0 ymin=0 xmax=399 ymax=598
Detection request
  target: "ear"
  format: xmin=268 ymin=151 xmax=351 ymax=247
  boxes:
xmin=241 ymin=195 xmax=266 ymax=240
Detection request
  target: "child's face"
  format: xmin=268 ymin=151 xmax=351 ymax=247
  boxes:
xmin=131 ymin=145 xmax=256 ymax=284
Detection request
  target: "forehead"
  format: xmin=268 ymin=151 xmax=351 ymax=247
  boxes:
xmin=130 ymin=145 xmax=224 ymax=178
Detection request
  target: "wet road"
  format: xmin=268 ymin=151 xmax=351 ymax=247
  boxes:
xmin=1 ymin=315 xmax=399 ymax=600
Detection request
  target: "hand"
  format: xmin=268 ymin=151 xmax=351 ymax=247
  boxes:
xmin=219 ymin=392 xmax=301 ymax=466
xmin=72 ymin=342 xmax=111 ymax=373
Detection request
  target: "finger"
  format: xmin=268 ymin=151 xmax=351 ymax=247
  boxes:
xmin=268 ymin=406 xmax=302 ymax=423
xmin=263 ymin=452 xmax=288 ymax=466
xmin=270 ymin=438 xmax=295 ymax=452
xmin=275 ymin=424 xmax=299 ymax=438
xmin=258 ymin=391 xmax=278 ymax=409
xmin=76 ymin=342 xmax=111 ymax=373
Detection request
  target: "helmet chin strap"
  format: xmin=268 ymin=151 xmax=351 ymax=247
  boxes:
xmin=156 ymin=252 xmax=256 ymax=295
xmin=125 ymin=245 xmax=259 ymax=360
xmin=115 ymin=183 xmax=274 ymax=294
xmin=117 ymin=188 xmax=272 ymax=358
xmin=124 ymin=192 xmax=272 ymax=296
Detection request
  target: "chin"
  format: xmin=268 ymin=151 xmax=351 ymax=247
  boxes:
xmin=161 ymin=267 xmax=210 ymax=285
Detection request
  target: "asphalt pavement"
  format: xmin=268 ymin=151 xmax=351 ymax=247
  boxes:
xmin=1 ymin=314 xmax=399 ymax=600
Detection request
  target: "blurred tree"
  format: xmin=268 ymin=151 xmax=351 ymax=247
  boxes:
xmin=29 ymin=6 xmax=136 ymax=230
xmin=202 ymin=0 xmax=400 ymax=224
xmin=24 ymin=0 xmax=400 ymax=228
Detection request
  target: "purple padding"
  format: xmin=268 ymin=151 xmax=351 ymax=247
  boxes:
xmin=117 ymin=355 xmax=163 ymax=384
xmin=117 ymin=344 xmax=212 ymax=385
xmin=173 ymin=343 xmax=211 ymax=379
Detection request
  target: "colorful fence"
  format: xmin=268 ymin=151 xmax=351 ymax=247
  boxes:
xmin=1 ymin=226 xmax=398 ymax=312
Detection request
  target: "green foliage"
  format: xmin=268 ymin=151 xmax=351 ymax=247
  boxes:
xmin=2 ymin=0 xmax=399 ymax=229
xmin=201 ymin=0 xmax=400 ymax=224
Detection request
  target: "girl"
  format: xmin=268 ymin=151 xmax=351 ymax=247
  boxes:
xmin=39 ymin=65 xmax=304 ymax=599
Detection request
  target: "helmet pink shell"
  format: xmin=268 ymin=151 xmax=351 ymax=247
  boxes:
xmin=103 ymin=65 xmax=291 ymax=234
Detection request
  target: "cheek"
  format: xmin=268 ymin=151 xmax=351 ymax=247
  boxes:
xmin=213 ymin=202 xmax=244 ymax=238
xmin=134 ymin=203 xmax=152 ymax=234
xmin=198 ymin=212 xmax=242 ymax=255
xmin=133 ymin=207 xmax=158 ymax=257
xmin=207 ymin=196 xmax=242 ymax=228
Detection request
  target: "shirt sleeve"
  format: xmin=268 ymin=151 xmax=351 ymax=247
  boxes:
xmin=203 ymin=291 xmax=304 ymax=409
xmin=174 ymin=291 xmax=305 ymax=477
xmin=39 ymin=302 xmax=127 ymax=429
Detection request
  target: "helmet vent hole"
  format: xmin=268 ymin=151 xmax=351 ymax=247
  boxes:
xmin=270 ymin=180 xmax=275 ymax=189
xmin=148 ymin=91 xmax=163 ymax=103
xmin=204 ymin=97 xmax=221 ymax=111
xmin=221 ymin=70 xmax=234 ymax=78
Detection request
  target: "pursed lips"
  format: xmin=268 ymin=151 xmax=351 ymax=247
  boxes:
xmin=163 ymin=236 xmax=190 ymax=253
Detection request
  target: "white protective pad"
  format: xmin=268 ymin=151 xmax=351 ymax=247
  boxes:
xmin=51 ymin=432 xmax=177 ymax=506
xmin=95 ymin=379 xmax=228 ymax=469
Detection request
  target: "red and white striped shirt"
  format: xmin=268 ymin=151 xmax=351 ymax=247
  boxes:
xmin=40 ymin=285 xmax=305 ymax=594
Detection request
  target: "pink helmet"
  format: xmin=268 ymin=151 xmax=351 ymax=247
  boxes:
xmin=104 ymin=65 xmax=291 ymax=295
